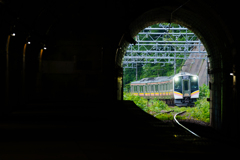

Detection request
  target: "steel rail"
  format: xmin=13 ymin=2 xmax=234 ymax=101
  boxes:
xmin=174 ymin=111 xmax=201 ymax=138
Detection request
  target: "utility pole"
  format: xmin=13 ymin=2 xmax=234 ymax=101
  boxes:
xmin=174 ymin=53 xmax=176 ymax=75
xmin=136 ymin=62 xmax=137 ymax=81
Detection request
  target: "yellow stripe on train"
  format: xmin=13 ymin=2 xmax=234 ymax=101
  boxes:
xmin=191 ymin=90 xmax=199 ymax=96
xmin=174 ymin=92 xmax=183 ymax=96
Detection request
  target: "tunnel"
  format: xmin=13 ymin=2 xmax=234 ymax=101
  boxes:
xmin=0 ymin=0 xmax=239 ymax=158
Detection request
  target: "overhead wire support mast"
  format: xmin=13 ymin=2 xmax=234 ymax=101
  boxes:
xmin=122 ymin=24 xmax=207 ymax=72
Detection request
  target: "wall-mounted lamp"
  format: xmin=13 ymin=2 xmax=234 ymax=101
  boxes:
xmin=230 ymin=73 xmax=234 ymax=76
xmin=11 ymin=33 xmax=15 ymax=36
xmin=43 ymin=44 xmax=47 ymax=50
xmin=26 ymin=36 xmax=31 ymax=44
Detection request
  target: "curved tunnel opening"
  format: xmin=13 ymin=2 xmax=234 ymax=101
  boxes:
xmin=0 ymin=1 xmax=237 ymax=139
xmin=122 ymin=22 xmax=210 ymax=125
xmin=116 ymin=6 xmax=234 ymax=132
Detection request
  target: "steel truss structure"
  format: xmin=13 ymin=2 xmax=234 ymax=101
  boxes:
xmin=122 ymin=24 xmax=207 ymax=73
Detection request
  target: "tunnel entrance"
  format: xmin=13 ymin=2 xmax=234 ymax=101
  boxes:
xmin=115 ymin=5 xmax=235 ymax=134
xmin=122 ymin=23 xmax=210 ymax=124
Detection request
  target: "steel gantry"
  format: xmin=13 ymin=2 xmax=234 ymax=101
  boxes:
xmin=122 ymin=23 xmax=207 ymax=75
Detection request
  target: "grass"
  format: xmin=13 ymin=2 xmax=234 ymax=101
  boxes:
xmin=123 ymin=92 xmax=210 ymax=123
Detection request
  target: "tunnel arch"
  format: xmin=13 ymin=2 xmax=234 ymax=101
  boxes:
xmin=116 ymin=4 xmax=235 ymax=133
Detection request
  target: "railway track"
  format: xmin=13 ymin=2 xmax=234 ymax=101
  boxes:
xmin=174 ymin=111 xmax=201 ymax=138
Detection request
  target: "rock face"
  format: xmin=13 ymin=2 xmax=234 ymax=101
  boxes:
xmin=181 ymin=45 xmax=209 ymax=87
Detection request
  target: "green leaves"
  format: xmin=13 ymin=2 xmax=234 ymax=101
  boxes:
xmin=123 ymin=92 xmax=148 ymax=111
xmin=199 ymin=83 xmax=210 ymax=99
xmin=123 ymin=80 xmax=210 ymax=124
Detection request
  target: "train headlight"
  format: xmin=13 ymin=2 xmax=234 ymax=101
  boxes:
xmin=193 ymin=76 xmax=197 ymax=81
xmin=175 ymin=77 xmax=179 ymax=81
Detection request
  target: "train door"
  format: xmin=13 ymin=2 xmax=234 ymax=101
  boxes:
xmin=183 ymin=80 xmax=190 ymax=97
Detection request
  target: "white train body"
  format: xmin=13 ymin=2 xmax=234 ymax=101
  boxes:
xmin=130 ymin=72 xmax=199 ymax=106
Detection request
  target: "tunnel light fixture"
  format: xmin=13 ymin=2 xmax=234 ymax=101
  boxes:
xmin=230 ymin=73 xmax=234 ymax=76
xmin=43 ymin=44 xmax=47 ymax=50
xmin=28 ymin=41 xmax=31 ymax=44
xmin=11 ymin=33 xmax=15 ymax=36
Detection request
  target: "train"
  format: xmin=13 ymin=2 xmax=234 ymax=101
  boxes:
xmin=130 ymin=72 xmax=199 ymax=106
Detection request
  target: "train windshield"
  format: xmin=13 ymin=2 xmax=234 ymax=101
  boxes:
xmin=190 ymin=76 xmax=198 ymax=92
xmin=174 ymin=76 xmax=182 ymax=93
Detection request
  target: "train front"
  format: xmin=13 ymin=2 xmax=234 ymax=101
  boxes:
xmin=173 ymin=73 xmax=199 ymax=106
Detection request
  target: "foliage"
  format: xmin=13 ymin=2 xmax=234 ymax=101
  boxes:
xmin=123 ymin=74 xmax=210 ymax=123
xmin=192 ymin=98 xmax=210 ymax=123
xmin=155 ymin=113 xmax=174 ymax=120
xmin=199 ymin=83 xmax=210 ymax=99
xmin=148 ymin=98 xmax=168 ymax=111
xmin=123 ymin=92 xmax=148 ymax=112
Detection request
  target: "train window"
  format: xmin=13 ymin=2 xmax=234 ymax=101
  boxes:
xmin=174 ymin=76 xmax=182 ymax=93
xmin=151 ymin=85 xmax=153 ymax=92
xmin=160 ymin=84 xmax=162 ymax=91
xmin=145 ymin=86 xmax=147 ymax=92
xmin=155 ymin=85 xmax=158 ymax=92
xmin=184 ymin=81 xmax=188 ymax=90
xmin=166 ymin=84 xmax=168 ymax=90
xmin=190 ymin=76 xmax=198 ymax=92
xmin=134 ymin=86 xmax=136 ymax=92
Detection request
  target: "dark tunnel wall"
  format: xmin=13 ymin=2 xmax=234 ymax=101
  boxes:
xmin=0 ymin=0 xmax=239 ymax=138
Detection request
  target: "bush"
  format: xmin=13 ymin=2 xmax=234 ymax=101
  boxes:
xmin=148 ymin=98 xmax=168 ymax=112
xmin=199 ymin=83 xmax=210 ymax=99
xmin=192 ymin=98 xmax=210 ymax=123
xmin=123 ymin=92 xmax=148 ymax=112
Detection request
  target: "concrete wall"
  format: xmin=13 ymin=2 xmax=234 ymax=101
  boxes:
xmin=181 ymin=46 xmax=209 ymax=87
